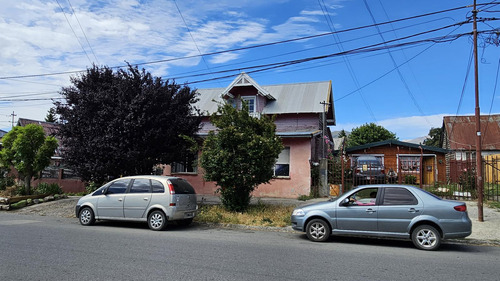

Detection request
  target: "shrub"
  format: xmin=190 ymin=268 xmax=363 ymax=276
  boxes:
xmin=35 ymin=183 xmax=62 ymax=195
xmin=404 ymin=175 xmax=417 ymax=185
xmin=0 ymin=175 xmax=15 ymax=191
xmin=458 ymin=169 xmax=477 ymax=198
xmin=85 ymin=182 xmax=100 ymax=194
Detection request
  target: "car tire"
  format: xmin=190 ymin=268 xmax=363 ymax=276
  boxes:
xmin=412 ymin=225 xmax=441 ymax=251
xmin=79 ymin=207 xmax=95 ymax=226
xmin=148 ymin=210 xmax=167 ymax=231
xmin=306 ymin=219 xmax=331 ymax=242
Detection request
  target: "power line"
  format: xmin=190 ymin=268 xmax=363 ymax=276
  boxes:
xmin=318 ymin=0 xmax=377 ymax=122
xmin=55 ymin=0 xmax=93 ymax=65
xmin=363 ymin=0 xmax=430 ymax=125
xmin=0 ymin=3 xmax=482 ymax=80
xmin=66 ymin=0 xmax=100 ymax=64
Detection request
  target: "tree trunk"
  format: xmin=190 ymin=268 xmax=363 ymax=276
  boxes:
xmin=24 ymin=175 xmax=32 ymax=195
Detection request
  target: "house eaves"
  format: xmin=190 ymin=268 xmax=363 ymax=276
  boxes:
xmin=221 ymin=72 xmax=275 ymax=100
xmin=346 ymin=139 xmax=449 ymax=154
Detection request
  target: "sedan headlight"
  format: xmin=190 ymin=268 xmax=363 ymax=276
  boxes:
xmin=292 ymin=209 xmax=305 ymax=216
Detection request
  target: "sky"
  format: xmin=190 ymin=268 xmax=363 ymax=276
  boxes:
xmin=0 ymin=0 xmax=499 ymax=141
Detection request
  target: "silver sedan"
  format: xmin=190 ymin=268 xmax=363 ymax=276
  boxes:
xmin=291 ymin=184 xmax=472 ymax=250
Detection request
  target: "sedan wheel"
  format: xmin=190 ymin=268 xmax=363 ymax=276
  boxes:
xmin=412 ymin=225 xmax=441 ymax=251
xmin=79 ymin=207 xmax=95 ymax=226
xmin=148 ymin=210 xmax=167 ymax=231
xmin=306 ymin=219 xmax=331 ymax=242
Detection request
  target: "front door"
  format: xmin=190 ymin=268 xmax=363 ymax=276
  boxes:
xmin=336 ymin=187 xmax=379 ymax=232
xmin=97 ymin=179 xmax=130 ymax=218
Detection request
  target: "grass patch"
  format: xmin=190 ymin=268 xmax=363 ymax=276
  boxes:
xmin=194 ymin=204 xmax=296 ymax=227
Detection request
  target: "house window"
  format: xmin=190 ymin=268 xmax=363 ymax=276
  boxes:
xmin=274 ymin=147 xmax=290 ymax=177
xmin=171 ymin=153 xmax=198 ymax=174
xmin=399 ymin=156 xmax=420 ymax=172
xmin=241 ymin=96 xmax=256 ymax=113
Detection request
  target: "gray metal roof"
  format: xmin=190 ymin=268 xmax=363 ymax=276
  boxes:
xmin=195 ymin=80 xmax=333 ymax=115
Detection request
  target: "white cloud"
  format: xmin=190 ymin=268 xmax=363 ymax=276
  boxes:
xmin=335 ymin=114 xmax=451 ymax=141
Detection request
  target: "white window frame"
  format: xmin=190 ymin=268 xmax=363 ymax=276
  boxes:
xmin=274 ymin=147 xmax=290 ymax=177
xmin=241 ymin=96 xmax=256 ymax=113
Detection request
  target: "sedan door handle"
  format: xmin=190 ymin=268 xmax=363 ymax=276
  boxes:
xmin=366 ymin=208 xmax=376 ymax=214
xmin=143 ymin=198 xmax=149 ymax=201
xmin=118 ymin=198 xmax=123 ymax=202
xmin=408 ymin=208 xmax=420 ymax=213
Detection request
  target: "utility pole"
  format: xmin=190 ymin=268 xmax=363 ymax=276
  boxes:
xmin=473 ymin=0 xmax=484 ymax=222
xmin=319 ymin=101 xmax=331 ymax=197
xmin=10 ymin=111 xmax=16 ymax=128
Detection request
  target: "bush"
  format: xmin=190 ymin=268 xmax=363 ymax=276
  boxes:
xmin=85 ymin=182 xmax=100 ymax=194
xmin=35 ymin=183 xmax=62 ymax=195
xmin=404 ymin=175 xmax=417 ymax=185
xmin=458 ymin=169 xmax=477 ymax=198
xmin=0 ymin=175 xmax=15 ymax=191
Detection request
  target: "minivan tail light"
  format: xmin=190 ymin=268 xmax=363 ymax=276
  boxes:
xmin=454 ymin=205 xmax=467 ymax=212
xmin=168 ymin=182 xmax=175 ymax=195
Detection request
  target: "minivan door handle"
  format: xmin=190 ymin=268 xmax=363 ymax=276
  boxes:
xmin=408 ymin=208 xmax=419 ymax=213
xmin=143 ymin=198 xmax=149 ymax=201
xmin=366 ymin=208 xmax=376 ymax=214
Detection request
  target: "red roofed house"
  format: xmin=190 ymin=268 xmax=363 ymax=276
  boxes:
xmin=441 ymin=115 xmax=500 ymax=183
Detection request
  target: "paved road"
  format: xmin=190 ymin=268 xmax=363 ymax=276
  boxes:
xmin=1 ymin=213 xmax=499 ymax=281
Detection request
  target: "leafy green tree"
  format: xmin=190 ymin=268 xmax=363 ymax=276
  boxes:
xmin=54 ymin=64 xmax=201 ymax=184
xmin=423 ymin=127 xmax=442 ymax=147
xmin=346 ymin=123 xmax=397 ymax=147
xmin=200 ymin=102 xmax=283 ymax=212
xmin=45 ymin=108 xmax=57 ymax=123
xmin=0 ymin=124 xmax=58 ymax=194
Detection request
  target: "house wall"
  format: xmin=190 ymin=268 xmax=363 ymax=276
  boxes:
xmin=166 ymin=137 xmax=313 ymax=198
xmin=348 ymin=145 xmax=446 ymax=183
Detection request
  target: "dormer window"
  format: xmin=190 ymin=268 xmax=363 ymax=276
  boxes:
xmin=241 ymin=96 xmax=256 ymax=113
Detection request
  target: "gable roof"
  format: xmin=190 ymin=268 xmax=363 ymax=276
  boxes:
xmin=195 ymin=73 xmax=334 ymax=121
xmin=442 ymin=115 xmax=500 ymax=151
xmin=346 ymin=139 xmax=448 ymax=154
xmin=17 ymin=118 xmax=59 ymax=138
xmin=221 ymin=72 xmax=274 ymax=100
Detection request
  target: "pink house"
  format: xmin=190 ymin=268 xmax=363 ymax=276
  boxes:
xmin=164 ymin=73 xmax=335 ymax=198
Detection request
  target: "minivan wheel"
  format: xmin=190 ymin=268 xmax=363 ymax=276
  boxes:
xmin=306 ymin=219 xmax=331 ymax=242
xmin=79 ymin=207 xmax=95 ymax=226
xmin=412 ymin=225 xmax=441 ymax=251
xmin=148 ymin=210 xmax=167 ymax=231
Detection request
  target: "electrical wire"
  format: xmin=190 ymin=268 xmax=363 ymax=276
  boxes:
xmin=0 ymin=3 xmax=481 ymax=80
xmin=54 ymin=0 xmax=93 ymax=65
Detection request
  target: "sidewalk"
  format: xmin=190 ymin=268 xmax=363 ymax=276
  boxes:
xmin=197 ymin=195 xmax=500 ymax=245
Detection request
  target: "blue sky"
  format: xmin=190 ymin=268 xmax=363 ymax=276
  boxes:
xmin=0 ymin=0 xmax=499 ymax=140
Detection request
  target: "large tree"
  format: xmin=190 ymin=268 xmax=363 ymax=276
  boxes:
xmin=423 ymin=127 xmax=442 ymax=147
xmin=54 ymin=65 xmax=201 ymax=183
xmin=200 ymin=102 xmax=283 ymax=212
xmin=346 ymin=123 xmax=397 ymax=147
xmin=0 ymin=124 xmax=58 ymax=194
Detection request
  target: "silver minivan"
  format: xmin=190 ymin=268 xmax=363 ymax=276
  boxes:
xmin=75 ymin=175 xmax=198 ymax=230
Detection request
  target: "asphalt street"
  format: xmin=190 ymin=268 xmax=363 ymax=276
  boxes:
xmin=1 ymin=212 xmax=499 ymax=281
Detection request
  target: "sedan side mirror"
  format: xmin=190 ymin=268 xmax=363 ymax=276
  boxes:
xmin=341 ymin=198 xmax=350 ymax=206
